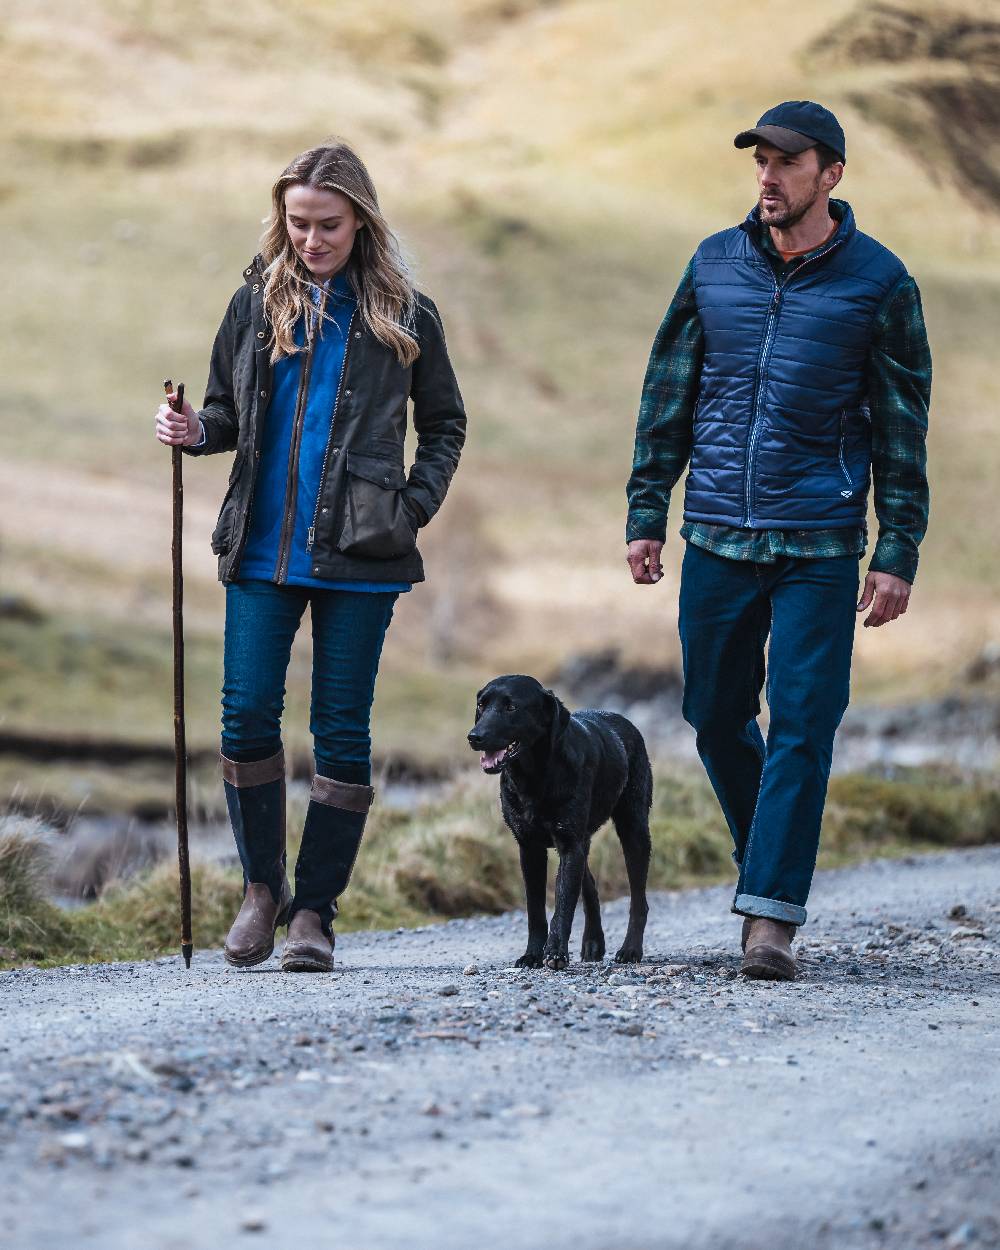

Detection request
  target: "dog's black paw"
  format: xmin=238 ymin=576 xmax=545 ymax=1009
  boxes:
xmin=614 ymin=944 xmax=643 ymax=964
xmin=580 ymin=938 xmax=606 ymax=962
xmin=543 ymin=941 xmax=569 ymax=970
xmin=515 ymin=952 xmax=544 ymax=968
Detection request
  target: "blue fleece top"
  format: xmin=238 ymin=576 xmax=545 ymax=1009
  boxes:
xmin=237 ymin=272 xmax=410 ymax=593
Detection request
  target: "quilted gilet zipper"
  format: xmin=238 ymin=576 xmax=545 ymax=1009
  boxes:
xmin=743 ymin=228 xmax=847 ymax=527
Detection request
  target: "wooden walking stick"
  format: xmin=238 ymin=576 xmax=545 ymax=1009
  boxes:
xmin=164 ymin=379 xmax=194 ymax=969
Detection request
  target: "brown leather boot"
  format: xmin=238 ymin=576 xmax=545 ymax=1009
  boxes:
xmin=224 ymin=878 xmax=292 ymax=968
xmin=221 ymin=749 xmax=290 ymax=969
xmin=281 ymin=908 xmax=334 ymax=973
xmin=741 ymin=917 xmax=796 ymax=981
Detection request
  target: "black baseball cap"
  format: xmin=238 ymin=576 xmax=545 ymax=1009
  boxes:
xmin=734 ymin=100 xmax=846 ymax=163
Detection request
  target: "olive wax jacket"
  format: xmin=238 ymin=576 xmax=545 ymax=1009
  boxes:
xmin=186 ymin=256 xmax=467 ymax=585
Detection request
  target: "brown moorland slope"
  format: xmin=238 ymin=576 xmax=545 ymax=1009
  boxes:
xmin=2 ymin=0 xmax=999 ymax=772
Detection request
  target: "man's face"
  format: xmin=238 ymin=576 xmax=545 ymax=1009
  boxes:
xmin=754 ymin=143 xmax=840 ymax=228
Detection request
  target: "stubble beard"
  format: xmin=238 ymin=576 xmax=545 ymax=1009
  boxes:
xmin=759 ymin=177 xmax=822 ymax=229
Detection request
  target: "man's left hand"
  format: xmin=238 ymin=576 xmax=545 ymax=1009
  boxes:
xmin=857 ymin=570 xmax=912 ymax=628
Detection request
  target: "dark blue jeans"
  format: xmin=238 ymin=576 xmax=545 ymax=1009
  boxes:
xmin=222 ymin=581 xmax=398 ymax=785
xmin=678 ymin=542 xmax=859 ymax=925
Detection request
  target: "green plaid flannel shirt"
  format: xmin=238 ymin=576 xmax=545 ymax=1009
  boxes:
xmin=626 ymin=221 xmax=932 ymax=582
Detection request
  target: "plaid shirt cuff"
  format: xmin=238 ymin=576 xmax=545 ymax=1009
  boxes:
xmin=626 ymin=509 xmax=668 ymax=543
xmin=869 ymin=532 xmax=917 ymax=583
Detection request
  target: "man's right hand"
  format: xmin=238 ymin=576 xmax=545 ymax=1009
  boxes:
xmin=627 ymin=539 xmax=664 ymax=585
xmin=154 ymin=393 xmax=202 ymax=447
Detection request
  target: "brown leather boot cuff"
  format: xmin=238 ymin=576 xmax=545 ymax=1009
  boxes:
xmin=221 ymin=748 xmax=285 ymax=788
xmin=309 ymin=775 xmax=374 ymax=812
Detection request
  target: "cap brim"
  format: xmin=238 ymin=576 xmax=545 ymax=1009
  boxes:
xmin=733 ymin=124 xmax=817 ymax=154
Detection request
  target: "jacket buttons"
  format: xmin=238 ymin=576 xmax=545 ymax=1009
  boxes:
xmin=245 ymin=267 xmax=252 ymax=276
xmin=344 ymin=389 xmax=352 ymax=397
xmin=321 ymin=507 xmax=329 ymax=515
xmin=332 ymin=447 xmax=340 ymax=456
xmin=259 ymin=390 xmax=267 ymax=398
xmin=313 ymin=566 xmax=321 ymax=575
xmin=256 ymin=331 xmax=265 ymax=339
xmin=354 ymin=331 xmax=361 ymax=339
xmin=384 ymin=475 xmax=391 ymax=485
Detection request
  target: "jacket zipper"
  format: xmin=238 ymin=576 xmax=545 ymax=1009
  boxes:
xmin=275 ymin=341 xmax=317 ymax=584
xmin=838 ymin=409 xmax=853 ymax=491
xmin=743 ymin=280 xmax=782 ymax=526
xmin=742 ymin=230 xmax=847 ymax=526
xmin=307 ymin=310 xmax=357 ymax=554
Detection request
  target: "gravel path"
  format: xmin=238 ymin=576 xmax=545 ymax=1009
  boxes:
xmin=2 ymin=848 xmax=999 ymax=1250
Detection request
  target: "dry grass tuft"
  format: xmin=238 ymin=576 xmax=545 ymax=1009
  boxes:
xmin=0 ymin=817 xmax=76 ymax=963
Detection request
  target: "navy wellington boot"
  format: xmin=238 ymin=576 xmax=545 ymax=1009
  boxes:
xmin=281 ymin=776 xmax=373 ymax=973
xmin=221 ymin=749 xmax=292 ymax=968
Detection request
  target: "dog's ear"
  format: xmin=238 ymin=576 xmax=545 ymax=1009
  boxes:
xmin=544 ymin=688 xmax=571 ymax=754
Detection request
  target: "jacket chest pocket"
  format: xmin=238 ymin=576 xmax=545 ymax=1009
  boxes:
xmin=336 ymin=451 xmax=417 ymax=559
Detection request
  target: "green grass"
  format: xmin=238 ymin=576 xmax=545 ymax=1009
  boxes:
xmin=3 ymin=765 xmax=998 ymax=969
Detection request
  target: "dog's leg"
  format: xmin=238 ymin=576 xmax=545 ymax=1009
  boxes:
xmin=544 ymin=845 xmax=586 ymax=970
xmin=612 ymin=803 xmax=651 ymax=963
xmin=515 ymin=841 xmax=548 ymax=968
xmin=580 ymin=865 xmax=606 ymax=961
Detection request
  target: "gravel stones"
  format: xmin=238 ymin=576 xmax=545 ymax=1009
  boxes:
xmin=2 ymin=849 xmax=999 ymax=1249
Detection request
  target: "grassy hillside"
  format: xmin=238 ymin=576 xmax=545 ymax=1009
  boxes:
xmin=3 ymin=0 xmax=1000 ymax=778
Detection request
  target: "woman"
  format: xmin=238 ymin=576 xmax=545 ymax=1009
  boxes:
xmin=154 ymin=142 xmax=466 ymax=973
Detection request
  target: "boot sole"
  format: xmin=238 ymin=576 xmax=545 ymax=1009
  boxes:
xmin=741 ymin=949 xmax=796 ymax=981
xmin=280 ymin=953 xmax=333 ymax=973
xmin=224 ymin=903 xmax=290 ymax=969
xmin=224 ymin=945 xmax=276 ymax=969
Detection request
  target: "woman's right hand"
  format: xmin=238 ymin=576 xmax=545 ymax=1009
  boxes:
xmin=154 ymin=393 xmax=202 ymax=446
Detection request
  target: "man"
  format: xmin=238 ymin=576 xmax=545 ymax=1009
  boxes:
xmin=626 ymin=101 xmax=931 ymax=980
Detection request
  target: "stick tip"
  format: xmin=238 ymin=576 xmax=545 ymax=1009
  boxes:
xmin=182 ymin=943 xmax=193 ymax=969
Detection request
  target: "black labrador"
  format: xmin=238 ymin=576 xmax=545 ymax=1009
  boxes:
xmin=468 ymin=675 xmax=652 ymax=970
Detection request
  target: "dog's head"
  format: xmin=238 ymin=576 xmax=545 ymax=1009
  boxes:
xmin=467 ymin=675 xmax=570 ymax=774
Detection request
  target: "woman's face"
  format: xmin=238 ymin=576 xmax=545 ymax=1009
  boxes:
xmin=284 ymin=184 xmax=362 ymax=281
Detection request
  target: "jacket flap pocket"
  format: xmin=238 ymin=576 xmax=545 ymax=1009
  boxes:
xmin=346 ymin=451 xmax=406 ymax=490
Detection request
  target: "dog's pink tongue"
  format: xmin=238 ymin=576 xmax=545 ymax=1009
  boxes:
xmin=480 ymin=749 xmax=503 ymax=771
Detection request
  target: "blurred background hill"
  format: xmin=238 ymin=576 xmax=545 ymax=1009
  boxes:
xmin=2 ymin=0 xmax=999 ymax=856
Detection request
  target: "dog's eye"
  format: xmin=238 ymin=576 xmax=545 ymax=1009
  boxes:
xmin=503 ymin=699 xmax=515 ymax=713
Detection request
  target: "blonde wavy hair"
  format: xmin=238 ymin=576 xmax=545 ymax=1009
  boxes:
xmin=259 ymin=142 xmax=419 ymax=366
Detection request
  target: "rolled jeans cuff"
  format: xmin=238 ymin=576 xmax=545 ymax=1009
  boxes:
xmin=732 ymin=893 xmax=806 ymax=927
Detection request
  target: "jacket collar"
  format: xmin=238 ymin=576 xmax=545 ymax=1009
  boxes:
xmin=241 ymin=256 xmax=357 ymax=298
xmin=243 ymin=254 xmax=266 ymax=287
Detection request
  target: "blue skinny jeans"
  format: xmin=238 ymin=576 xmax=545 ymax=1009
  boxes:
xmin=221 ymin=581 xmax=398 ymax=785
xmin=678 ymin=542 xmax=860 ymax=926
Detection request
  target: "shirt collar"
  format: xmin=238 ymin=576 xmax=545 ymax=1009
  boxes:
xmin=310 ymin=268 xmax=356 ymax=305
xmin=757 ymin=199 xmax=847 ymax=264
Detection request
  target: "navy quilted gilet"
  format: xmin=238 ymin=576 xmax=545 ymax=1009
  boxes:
xmin=685 ymin=200 xmax=906 ymax=530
